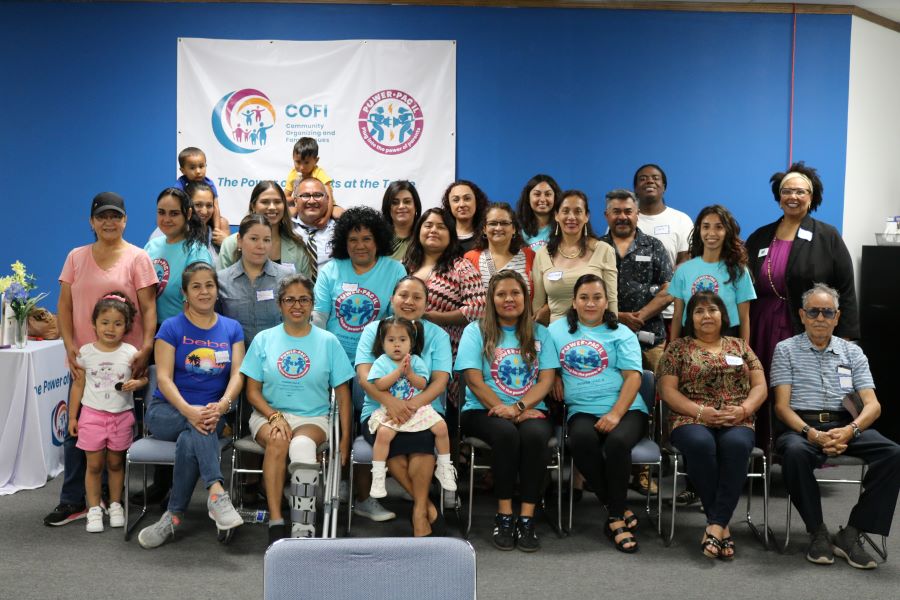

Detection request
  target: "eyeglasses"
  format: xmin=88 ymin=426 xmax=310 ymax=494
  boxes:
xmin=780 ymin=188 xmax=811 ymax=198
xmin=93 ymin=213 xmax=125 ymax=221
xmin=804 ymin=307 xmax=837 ymax=319
xmin=486 ymin=220 xmax=513 ymax=228
xmin=281 ymin=296 xmax=312 ymax=307
xmin=296 ymin=192 xmax=326 ymax=200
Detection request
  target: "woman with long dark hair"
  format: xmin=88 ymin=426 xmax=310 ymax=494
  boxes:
xmin=440 ymin=180 xmax=488 ymax=253
xmin=380 ymin=180 xmax=422 ymax=261
xmin=516 ymin=174 xmax=562 ymax=252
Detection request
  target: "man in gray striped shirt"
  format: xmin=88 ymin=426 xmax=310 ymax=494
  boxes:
xmin=772 ymin=283 xmax=900 ymax=569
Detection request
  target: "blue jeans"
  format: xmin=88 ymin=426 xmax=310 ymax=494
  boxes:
xmin=670 ymin=424 xmax=754 ymax=527
xmin=59 ymin=434 xmax=86 ymax=505
xmin=145 ymin=398 xmax=225 ymax=514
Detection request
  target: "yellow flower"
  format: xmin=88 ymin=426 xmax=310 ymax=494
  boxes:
xmin=0 ymin=275 xmax=12 ymax=294
xmin=11 ymin=261 xmax=26 ymax=283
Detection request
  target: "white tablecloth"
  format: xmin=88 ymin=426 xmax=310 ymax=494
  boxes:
xmin=0 ymin=340 xmax=68 ymax=495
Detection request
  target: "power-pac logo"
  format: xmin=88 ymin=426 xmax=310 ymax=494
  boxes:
xmin=691 ymin=274 xmax=720 ymax=295
xmin=153 ymin=258 xmax=170 ymax=297
xmin=212 ymin=89 xmax=276 ymax=154
xmin=389 ymin=377 xmax=415 ymax=401
xmin=51 ymin=401 xmax=67 ymax=446
xmin=358 ymin=89 xmax=424 ymax=155
xmin=560 ymin=340 xmax=609 ymax=379
xmin=277 ymin=349 xmax=311 ymax=380
xmin=490 ymin=348 xmax=537 ymax=397
xmin=334 ymin=288 xmax=380 ymax=333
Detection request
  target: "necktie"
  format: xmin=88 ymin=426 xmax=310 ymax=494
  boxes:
xmin=306 ymin=228 xmax=318 ymax=281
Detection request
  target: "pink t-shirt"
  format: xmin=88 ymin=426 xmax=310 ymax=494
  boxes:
xmin=58 ymin=244 xmax=158 ymax=351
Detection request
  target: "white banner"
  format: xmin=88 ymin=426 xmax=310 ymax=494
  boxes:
xmin=177 ymin=38 xmax=456 ymax=222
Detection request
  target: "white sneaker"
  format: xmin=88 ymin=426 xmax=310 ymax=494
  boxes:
xmin=207 ymin=492 xmax=243 ymax=530
xmin=291 ymin=522 xmax=315 ymax=539
xmin=435 ymin=462 xmax=458 ymax=492
xmin=370 ymin=468 xmax=387 ymax=499
xmin=86 ymin=506 xmax=104 ymax=533
xmin=107 ymin=502 xmax=125 ymax=528
xmin=353 ymin=497 xmax=396 ymax=522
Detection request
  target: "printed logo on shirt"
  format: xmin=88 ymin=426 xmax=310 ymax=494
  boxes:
xmin=277 ymin=349 xmax=311 ymax=380
xmin=153 ymin=258 xmax=170 ymax=297
xmin=691 ymin=274 xmax=719 ymax=295
xmin=88 ymin=361 xmax=127 ymax=400
xmin=51 ymin=401 xmax=67 ymax=447
xmin=334 ymin=287 xmax=381 ymax=333
xmin=490 ymin=348 xmax=538 ymax=397
xmin=529 ymin=239 xmax=548 ymax=251
xmin=389 ymin=377 xmax=416 ymax=401
xmin=559 ymin=340 xmax=609 ymax=378
xmin=184 ymin=347 xmax=226 ymax=376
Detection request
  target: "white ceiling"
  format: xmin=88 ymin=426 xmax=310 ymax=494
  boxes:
xmin=566 ymin=1 xmax=900 ymax=24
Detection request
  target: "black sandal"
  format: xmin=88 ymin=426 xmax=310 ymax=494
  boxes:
xmin=606 ymin=517 xmax=638 ymax=553
xmin=623 ymin=510 xmax=638 ymax=531
xmin=719 ymin=536 xmax=735 ymax=561
xmin=701 ymin=530 xmax=722 ymax=559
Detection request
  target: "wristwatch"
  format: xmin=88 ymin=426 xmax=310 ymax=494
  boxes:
xmin=850 ymin=422 xmax=861 ymax=438
xmin=800 ymin=424 xmax=811 ymax=437
xmin=515 ymin=401 xmax=527 ymax=414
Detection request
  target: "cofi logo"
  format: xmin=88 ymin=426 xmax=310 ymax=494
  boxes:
xmin=285 ymin=104 xmax=329 ymax=118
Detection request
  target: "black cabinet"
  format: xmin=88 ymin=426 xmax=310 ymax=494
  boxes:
xmin=860 ymin=245 xmax=900 ymax=442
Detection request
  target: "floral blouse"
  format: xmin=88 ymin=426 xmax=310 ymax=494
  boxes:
xmin=656 ymin=336 xmax=763 ymax=431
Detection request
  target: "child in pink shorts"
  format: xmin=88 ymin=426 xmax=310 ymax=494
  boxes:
xmin=68 ymin=292 xmax=147 ymax=533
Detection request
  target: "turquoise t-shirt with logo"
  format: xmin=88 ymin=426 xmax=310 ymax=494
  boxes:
xmin=525 ymin=225 xmax=551 ymax=252
xmin=240 ymin=324 xmax=354 ymax=417
xmin=356 ymin=319 xmax=452 ymax=421
xmin=313 ymin=256 xmax=407 ymax=362
xmin=548 ymin=318 xmax=647 ymax=418
xmin=144 ymin=237 xmax=212 ymax=323
xmin=454 ymin=321 xmax=559 ymax=412
xmin=669 ymin=257 xmax=756 ymax=326
xmin=367 ymin=354 xmax=430 ymax=399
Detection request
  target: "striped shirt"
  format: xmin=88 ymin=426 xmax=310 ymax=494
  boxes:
xmin=770 ymin=333 xmax=875 ymax=411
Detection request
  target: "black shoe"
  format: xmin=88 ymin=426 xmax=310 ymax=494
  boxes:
xmin=515 ymin=516 xmax=540 ymax=553
xmin=833 ymin=525 xmax=877 ymax=569
xmin=492 ymin=513 xmax=515 ymax=551
xmin=43 ymin=503 xmax=87 ymax=527
xmin=268 ymin=523 xmax=287 ymax=546
xmin=806 ymin=524 xmax=834 ymax=565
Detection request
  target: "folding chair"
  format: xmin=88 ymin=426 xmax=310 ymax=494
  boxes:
xmin=778 ymin=454 xmax=887 ymax=559
xmin=123 ymin=366 xmax=232 ymax=541
xmin=264 ymin=537 xmax=476 ymax=600
xmin=660 ymin=400 xmax=769 ymax=548
xmin=565 ymin=370 xmax=663 ymax=536
xmin=228 ymin=391 xmax=342 ymax=539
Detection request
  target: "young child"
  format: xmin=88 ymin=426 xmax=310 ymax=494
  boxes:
xmin=670 ymin=204 xmax=757 ymax=344
xmin=175 ymin=146 xmax=230 ymax=240
xmin=68 ymin=293 xmax=148 ymax=533
xmin=284 ymin=137 xmax=342 ymax=222
xmin=367 ymin=317 xmax=456 ymax=498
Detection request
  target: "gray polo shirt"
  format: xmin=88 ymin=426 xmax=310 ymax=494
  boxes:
xmin=770 ymin=333 xmax=875 ymax=412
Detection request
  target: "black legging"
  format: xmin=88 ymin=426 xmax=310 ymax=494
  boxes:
xmin=567 ymin=411 xmax=647 ymax=516
xmin=460 ymin=409 xmax=552 ymax=504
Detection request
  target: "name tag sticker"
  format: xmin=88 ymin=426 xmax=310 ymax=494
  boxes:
xmin=547 ymin=271 xmax=563 ymax=282
xmin=725 ymin=355 xmax=744 ymax=366
xmin=535 ymin=341 xmax=542 ymax=352
xmin=839 ymin=376 xmax=854 ymax=391
xmin=757 ymin=248 xmax=768 ymax=258
xmin=635 ymin=255 xmax=651 ymax=262
xmin=214 ymin=350 xmax=230 ymax=364
xmin=797 ymin=228 xmax=813 ymax=241
xmin=282 ymin=262 xmax=295 ymax=273
xmin=654 ymin=225 xmax=670 ymax=235
xmin=256 ymin=289 xmax=275 ymax=301
xmin=837 ymin=365 xmax=851 ymax=376
xmin=342 ymin=282 xmax=359 ymax=292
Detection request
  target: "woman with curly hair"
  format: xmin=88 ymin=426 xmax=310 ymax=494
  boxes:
xmin=440 ymin=179 xmax=489 ymax=253
xmin=669 ymin=205 xmax=756 ymax=343
xmin=312 ymin=206 xmax=407 ymax=363
xmin=516 ymin=174 xmax=562 ymax=252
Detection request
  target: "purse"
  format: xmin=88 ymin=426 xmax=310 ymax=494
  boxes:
xmin=27 ymin=307 xmax=60 ymax=340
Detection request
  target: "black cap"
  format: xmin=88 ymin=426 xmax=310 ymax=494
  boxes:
xmin=91 ymin=192 xmax=126 ymax=217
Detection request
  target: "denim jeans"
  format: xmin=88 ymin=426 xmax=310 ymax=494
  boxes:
xmin=59 ymin=435 xmax=86 ymax=505
xmin=145 ymin=397 xmax=225 ymax=514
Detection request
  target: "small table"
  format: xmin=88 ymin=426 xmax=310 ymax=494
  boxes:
xmin=0 ymin=340 xmax=68 ymax=495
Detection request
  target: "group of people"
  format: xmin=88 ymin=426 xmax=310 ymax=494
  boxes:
xmin=42 ymin=147 xmax=900 ymax=569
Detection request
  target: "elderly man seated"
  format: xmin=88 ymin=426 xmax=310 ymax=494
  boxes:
xmin=772 ymin=283 xmax=900 ymax=569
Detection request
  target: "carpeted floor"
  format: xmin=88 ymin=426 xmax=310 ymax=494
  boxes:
xmin=0 ymin=461 xmax=896 ymax=600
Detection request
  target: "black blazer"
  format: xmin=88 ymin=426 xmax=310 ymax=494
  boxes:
xmin=745 ymin=214 xmax=859 ymax=339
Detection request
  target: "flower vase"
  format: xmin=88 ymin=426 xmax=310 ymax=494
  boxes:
xmin=14 ymin=317 xmax=27 ymax=349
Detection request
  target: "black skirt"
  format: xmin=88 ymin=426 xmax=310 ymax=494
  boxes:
xmin=363 ymin=419 xmax=436 ymax=459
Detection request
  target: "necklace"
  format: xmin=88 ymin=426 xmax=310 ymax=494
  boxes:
xmin=559 ymin=245 xmax=582 ymax=259
xmin=765 ymin=242 xmax=787 ymax=301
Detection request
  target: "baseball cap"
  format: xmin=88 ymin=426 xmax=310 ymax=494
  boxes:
xmin=91 ymin=192 xmax=126 ymax=216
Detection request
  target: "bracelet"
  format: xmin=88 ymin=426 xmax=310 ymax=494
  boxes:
xmin=220 ymin=396 xmax=233 ymax=414
xmin=695 ymin=405 xmax=704 ymax=423
xmin=267 ymin=411 xmax=284 ymax=424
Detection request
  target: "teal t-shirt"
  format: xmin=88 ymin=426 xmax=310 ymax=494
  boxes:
xmin=670 ymin=257 xmax=756 ymax=326
xmin=144 ymin=237 xmax=212 ymax=323
xmin=240 ymin=324 xmax=354 ymax=417
xmin=313 ymin=257 xmax=407 ymax=361
xmin=454 ymin=321 xmax=559 ymax=412
xmin=367 ymin=353 xmax=430 ymax=399
xmin=548 ymin=318 xmax=647 ymax=418
xmin=356 ymin=319 xmax=452 ymax=421
xmin=525 ymin=225 xmax=551 ymax=252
